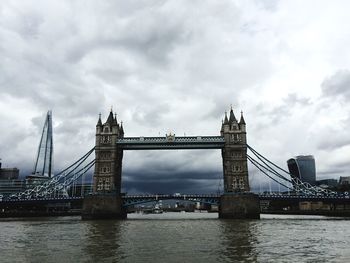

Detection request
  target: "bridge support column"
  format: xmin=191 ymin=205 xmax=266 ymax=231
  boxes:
xmin=219 ymin=193 xmax=260 ymax=219
xmin=82 ymin=194 xmax=126 ymax=220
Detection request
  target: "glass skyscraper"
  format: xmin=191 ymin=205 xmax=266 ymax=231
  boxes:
xmin=287 ymin=155 xmax=316 ymax=185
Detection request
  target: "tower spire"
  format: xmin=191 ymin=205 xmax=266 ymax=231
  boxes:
xmin=113 ymin=112 xmax=118 ymax=126
xmin=224 ymin=111 xmax=229 ymax=124
xmin=120 ymin=121 xmax=124 ymax=135
xmin=97 ymin=113 xmax=102 ymax=126
xmin=106 ymin=110 xmax=114 ymax=124
xmin=229 ymin=107 xmax=237 ymax=123
xmin=239 ymin=110 xmax=246 ymax=125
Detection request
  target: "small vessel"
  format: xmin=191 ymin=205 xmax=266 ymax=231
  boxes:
xmin=142 ymin=207 xmax=163 ymax=214
xmin=153 ymin=207 xmax=163 ymax=214
xmin=142 ymin=203 xmax=163 ymax=214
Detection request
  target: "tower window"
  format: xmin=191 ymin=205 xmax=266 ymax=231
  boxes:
xmin=231 ymin=134 xmax=241 ymax=143
xmin=97 ymin=178 xmax=104 ymax=191
xmin=100 ymin=152 xmax=111 ymax=160
xmin=100 ymin=135 xmax=111 ymax=144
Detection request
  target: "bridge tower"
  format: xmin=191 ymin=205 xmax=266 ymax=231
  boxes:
xmin=82 ymin=110 xmax=126 ymax=220
xmin=219 ymin=108 xmax=260 ymax=219
xmin=93 ymin=111 xmax=123 ymax=193
xmin=221 ymin=108 xmax=249 ymax=192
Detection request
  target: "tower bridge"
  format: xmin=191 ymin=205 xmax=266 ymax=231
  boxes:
xmin=82 ymin=108 xmax=259 ymax=220
xmin=2 ymin=108 xmax=346 ymax=219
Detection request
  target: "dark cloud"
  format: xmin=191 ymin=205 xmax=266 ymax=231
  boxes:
xmin=122 ymin=171 xmax=222 ymax=194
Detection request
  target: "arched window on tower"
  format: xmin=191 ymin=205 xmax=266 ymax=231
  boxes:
xmin=97 ymin=178 xmax=104 ymax=191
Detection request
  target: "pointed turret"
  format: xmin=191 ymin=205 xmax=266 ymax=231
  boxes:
xmin=239 ymin=110 xmax=246 ymax=133
xmin=120 ymin=121 xmax=124 ymax=136
xmin=239 ymin=111 xmax=246 ymax=125
xmin=224 ymin=112 xmax=229 ymax=124
xmin=106 ymin=110 xmax=114 ymax=124
xmin=220 ymin=119 xmax=224 ymax=136
xmin=113 ymin=113 xmax=118 ymax=126
xmin=96 ymin=113 xmax=102 ymax=127
xmin=229 ymin=107 xmax=237 ymax=124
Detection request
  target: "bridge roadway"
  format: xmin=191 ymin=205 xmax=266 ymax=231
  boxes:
xmin=1 ymin=193 xmax=350 ymax=208
xmin=116 ymin=136 xmax=225 ymax=150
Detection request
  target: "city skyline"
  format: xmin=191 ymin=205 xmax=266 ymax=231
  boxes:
xmin=1 ymin=1 xmax=350 ymax=193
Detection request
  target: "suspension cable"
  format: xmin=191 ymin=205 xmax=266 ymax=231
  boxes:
xmin=247 ymin=144 xmax=336 ymax=195
xmin=247 ymin=155 xmax=293 ymax=191
xmin=247 ymin=144 xmax=290 ymax=174
xmin=53 ymin=147 xmax=95 ymax=177
xmin=18 ymin=148 xmax=95 ymax=198
xmin=46 ymin=160 xmax=95 ymax=196
xmin=247 ymin=150 xmax=292 ymax=183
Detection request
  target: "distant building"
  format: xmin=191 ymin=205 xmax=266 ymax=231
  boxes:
xmin=0 ymin=161 xmax=19 ymax=180
xmin=0 ymin=179 xmax=26 ymax=195
xmin=287 ymin=155 xmax=316 ymax=186
xmin=339 ymin=176 xmax=350 ymax=186
xmin=316 ymin=179 xmax=338 ymax=189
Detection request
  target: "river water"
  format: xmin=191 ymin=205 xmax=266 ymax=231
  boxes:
xmin=1 ymin=213 xmax=350 ymax=263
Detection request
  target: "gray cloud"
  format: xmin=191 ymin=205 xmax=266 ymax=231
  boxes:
xmin=321 ymin=70 xmax=350 ymax=100
xmin=1 ymin=1 xmax=350 ymax=193
xmin=250 ymin=93 xmax=312 ymax=132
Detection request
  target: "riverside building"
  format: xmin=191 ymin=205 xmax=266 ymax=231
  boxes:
xmin=287 ymin=155 xmax=316 ymax=186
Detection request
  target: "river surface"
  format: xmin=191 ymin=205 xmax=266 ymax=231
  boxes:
xmin=1 ymin=213 xmax=350 ymax=263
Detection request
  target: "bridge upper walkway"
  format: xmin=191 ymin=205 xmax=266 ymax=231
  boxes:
xmin=116 ymin=136 xmax=225 ymax=150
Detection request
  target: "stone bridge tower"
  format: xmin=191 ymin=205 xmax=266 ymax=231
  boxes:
xmin=94 ymin=111 xmax=124 ymax=194
xmin=219 ymin=108 xmax=260 ymax=219
xmin=221 ymin=108 xmax=249 ymax=193
xmin=82 ymin=110 xmax=126 ymax=220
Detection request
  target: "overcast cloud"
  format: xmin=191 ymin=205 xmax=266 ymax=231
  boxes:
xmin=1 ymin=0 xmax=350 ymax=194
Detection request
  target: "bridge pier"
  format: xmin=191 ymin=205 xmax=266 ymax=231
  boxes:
xmin=82 ymin=194 xmax=126 ymax=220
xmin=219 ymin=193 xmax=260 ymax=219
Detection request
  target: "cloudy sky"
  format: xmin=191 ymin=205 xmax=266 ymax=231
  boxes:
xmin=1 ymin=0 xmax=350 ymax=194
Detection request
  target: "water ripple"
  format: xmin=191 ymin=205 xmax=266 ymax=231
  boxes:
xmin=0 ymin=214 xmax=350 ymax=262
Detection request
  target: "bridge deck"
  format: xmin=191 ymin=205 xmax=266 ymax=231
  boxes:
xmin=117 ymin=136 xmax=225 ymax=150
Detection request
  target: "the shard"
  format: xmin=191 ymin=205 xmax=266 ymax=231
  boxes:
xmin=32 ymin=110 xmax=53 ymax=177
